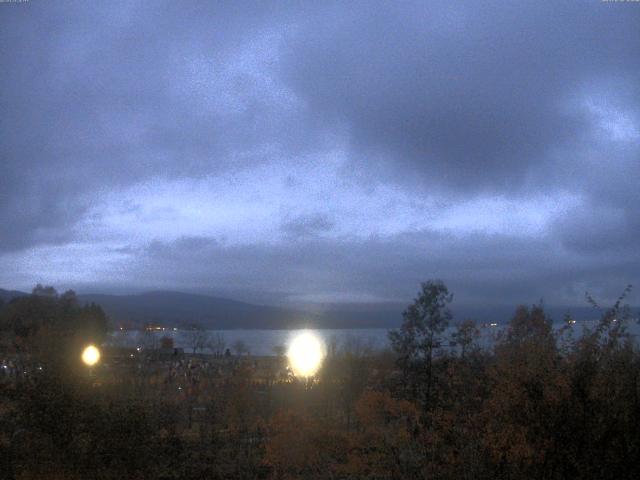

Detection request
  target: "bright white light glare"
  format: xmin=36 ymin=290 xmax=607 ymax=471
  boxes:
xmin=81 ymin=345 xmax=101 ymax=366
xmin=287 ymin=331 xmax=325 ymax=377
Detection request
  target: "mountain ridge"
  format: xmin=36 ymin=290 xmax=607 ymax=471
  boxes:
xmin=1 ymin=288 xmax=636 ymax=330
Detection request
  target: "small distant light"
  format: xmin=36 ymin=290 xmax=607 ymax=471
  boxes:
xmin=136 ymin=347 xmax=141 ymax=351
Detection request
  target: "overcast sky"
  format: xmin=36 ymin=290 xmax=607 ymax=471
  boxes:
xmin=1 ymin=0 xmax=639 ymax=308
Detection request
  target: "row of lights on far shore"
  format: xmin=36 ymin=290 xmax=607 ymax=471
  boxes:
xmin=118 ymin=326 xmax=179 ymax=331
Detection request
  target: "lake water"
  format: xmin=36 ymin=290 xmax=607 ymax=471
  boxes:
xmin=108 ymin=328 xmax=392 ymax=356
xmin=107 ymin=320 xmax=640 ymax=356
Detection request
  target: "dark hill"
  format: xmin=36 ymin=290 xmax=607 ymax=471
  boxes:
xmin=0 ymin=288 xmax=28 ymax=302
xmin=2 ymin=288 xmax=635 ymax=329
xmin=78 ymin=291 xmax=308 ymax=329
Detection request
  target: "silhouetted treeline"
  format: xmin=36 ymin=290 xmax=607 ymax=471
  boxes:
xmin=0 ymin=283 xmax=639 ymax=479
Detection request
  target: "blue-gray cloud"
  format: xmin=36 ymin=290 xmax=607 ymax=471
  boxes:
xmin=0 ymin=0 xmax=638 ymax=307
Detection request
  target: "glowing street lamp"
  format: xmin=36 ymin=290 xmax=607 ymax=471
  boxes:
xmin=81 ymin=345 xmax=101 ymax=367
xmin=287 ymin=331 xmax=325 ymax=378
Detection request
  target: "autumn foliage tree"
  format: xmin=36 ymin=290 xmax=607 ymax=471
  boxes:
xmin=388 ymin=280 xmax=453 ymax=407
xmin=264 ymin=410 xmax=347 ymax=479
xmin=343 ymin=390 xmax=423 ymax=479
xmin=482 ymin=304 xmax=569 ymax=477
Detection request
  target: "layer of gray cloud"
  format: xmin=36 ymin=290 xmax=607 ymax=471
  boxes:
xmin=1 ymin=1 xmax=638 ymax=307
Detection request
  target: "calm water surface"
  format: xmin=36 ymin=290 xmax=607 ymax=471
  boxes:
xmin=107 ymin=320 xmax=640 ymax=356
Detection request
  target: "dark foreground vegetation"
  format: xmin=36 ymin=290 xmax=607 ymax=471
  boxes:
xmin=1 ymin=282 xmax=639 ymax=479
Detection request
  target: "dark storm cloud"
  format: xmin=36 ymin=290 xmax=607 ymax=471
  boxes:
xmin=282 ymin=0 xmax=640 ymax=192
xmin=277 ymin=0 xmax=640 ymax=272
xmin=552 ymin=201 xmax=640 ymax=256
xmin=0 ymin=0 xmax=312 ymax=251
xmin=1 ymin=1 xmax=639 ymax=306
